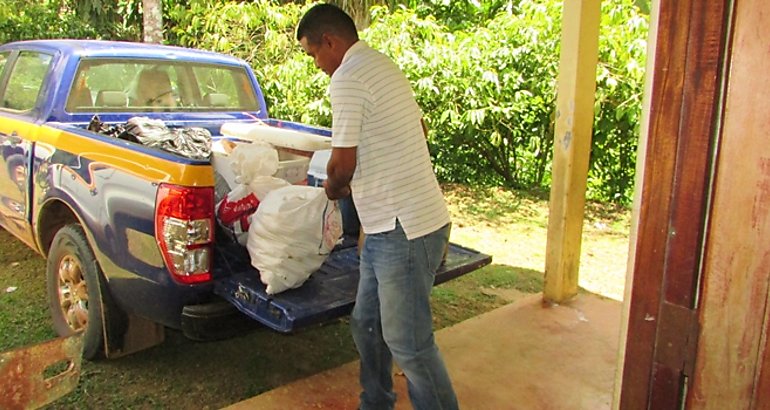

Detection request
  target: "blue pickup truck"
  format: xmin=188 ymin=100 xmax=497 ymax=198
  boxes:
xmin=0 ymin=40 xmax=491 ymax=360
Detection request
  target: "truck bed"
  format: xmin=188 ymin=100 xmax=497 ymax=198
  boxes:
xmin=213 ymin=238 xmax=492 ymax=332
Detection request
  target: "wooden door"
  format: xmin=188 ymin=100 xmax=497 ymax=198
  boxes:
xmin=618 ymin=0 xmax=729 ymax=408
xmin=620 ymin=0 xmax=770 ymax=408
xmin=687 ymin=0 xmax=770 ymax=407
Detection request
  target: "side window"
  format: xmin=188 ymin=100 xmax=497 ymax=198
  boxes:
xmin=0 ymin=52 xmax=8 ymax=77
xmin=0 ymin=52 xmax=10 ymax=104
xmin=1 ymin=51 xmax=53 ymax=112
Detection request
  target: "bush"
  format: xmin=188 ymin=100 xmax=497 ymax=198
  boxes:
xmin=165 ymin=1 xmax=331 ymax=124
xmin=0 ymin=0 xmax=99 ymax=43
xmin=363 ymin=0 xmax=647 ymax=204
xmin=1 ymin=0 xmax=647 ymax=204
xmin=247 ymin=0 xmax=646 ymax=203
xmin=363 ymin=3 xmax=562 ymax=189
xmin=590 ymin=2 xmax=647 ymax=203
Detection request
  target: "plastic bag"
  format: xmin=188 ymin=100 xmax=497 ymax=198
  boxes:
xmin=86 ymin=116 xmax=212 ymax=159
xmin=229 ymin=142 xmax=279 ymax=184
xmin=247 ymin=185 xmax=342 ymax=294
xmin=125 ymin=117 xmax=212 ymax=159
xmin=216 ymin=176 xmax=289 ymax=245
xmin=215 ymin=141 xmax=289 ymax=244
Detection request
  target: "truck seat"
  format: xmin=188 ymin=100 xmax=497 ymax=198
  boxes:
xmin=95 ymin=90 xmax=128 ymax=107
xmin=203 ymin=93 xmax=229 ymax=107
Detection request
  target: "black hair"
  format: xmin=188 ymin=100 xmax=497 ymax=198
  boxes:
xmin=296 ymin=3 xmax=358 ymax=44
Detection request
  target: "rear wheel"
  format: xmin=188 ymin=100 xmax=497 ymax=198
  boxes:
xmin=46 ymin=224 xmax=108 ymax=360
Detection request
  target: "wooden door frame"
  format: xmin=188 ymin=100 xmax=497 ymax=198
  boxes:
xmin=618 ymin=0 xmax=731 ymax=407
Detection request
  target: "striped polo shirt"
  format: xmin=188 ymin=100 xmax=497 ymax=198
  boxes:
xmin=330 ymin=41 xmax=450 ymax=240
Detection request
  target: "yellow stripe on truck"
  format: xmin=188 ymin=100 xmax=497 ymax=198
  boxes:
xmin=37 ymin=124 xmax=214 ymax=186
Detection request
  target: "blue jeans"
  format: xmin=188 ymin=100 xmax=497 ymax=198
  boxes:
xmin=352 ymin=221 xmax=457 ymax=410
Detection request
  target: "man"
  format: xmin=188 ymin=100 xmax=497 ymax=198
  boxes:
xmin=132 ymin=68 xmax=176 ymax=108
xmin=297 ymin=4 xmax=457 ymax=410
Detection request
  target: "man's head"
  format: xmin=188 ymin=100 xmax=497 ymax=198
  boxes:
xmin=135 ymin=69 xmax=175 ymax=107
xmin=296 ymin=3 xmax=359 ymax=76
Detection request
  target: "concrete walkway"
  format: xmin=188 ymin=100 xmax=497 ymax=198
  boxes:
xmin=224 ymin=293 xmax=622 ymax=410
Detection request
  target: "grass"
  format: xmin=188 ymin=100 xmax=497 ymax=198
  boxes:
xmin=0 ymin=184 xmax=630 ymax=409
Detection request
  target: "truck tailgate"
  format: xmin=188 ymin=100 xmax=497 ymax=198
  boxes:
xmin=213 ymin=242 xmax=492 ymax=332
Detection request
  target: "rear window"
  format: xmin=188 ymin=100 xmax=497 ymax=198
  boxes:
xmin=66 ymin=59 xmax=260 ymax=113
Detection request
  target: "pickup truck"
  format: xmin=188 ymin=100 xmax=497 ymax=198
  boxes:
xmin=0 ymin=39 xmax=491 ymax=360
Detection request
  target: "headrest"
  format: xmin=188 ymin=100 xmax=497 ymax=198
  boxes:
xmin=95 ymin=90 xmax=127 ymax=107
xmin=204 ymin=93 xmax=229 ymax=107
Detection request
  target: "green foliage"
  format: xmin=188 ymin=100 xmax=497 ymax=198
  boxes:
xmin=0 ymin=0 xmax=142 ymax=43
xmin=64 ymin=0 xmax=142 ymax=40
xmin=590 ymin=1 xmax=648 ymax=202
xmin=0 ymin=0 xmax=647 ymax=204
xmin=365 ymin=0 xmax=647 ymax=202
xmin=0 ymin=0 xmax=98 ymax=43
xmin=361 ymin=3 xmax=561 ymax=189
xmin=164 ymin=1 xmax=331 ymax=124
xmin=401 ymin=0 xmax=518 ymax=31
xmin=215 ymin=0 xmax=646 ymax=203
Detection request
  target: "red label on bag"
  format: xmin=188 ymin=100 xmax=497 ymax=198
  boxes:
xmin=217 ymin=192 xmax=260 ymax=225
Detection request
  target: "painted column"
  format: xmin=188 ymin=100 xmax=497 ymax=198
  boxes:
xmin=544 ymin=0 xmax=601 ymax=303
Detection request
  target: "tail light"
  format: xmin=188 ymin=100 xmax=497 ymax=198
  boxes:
xmin=155 ymin=184 xmax=215 ymax=284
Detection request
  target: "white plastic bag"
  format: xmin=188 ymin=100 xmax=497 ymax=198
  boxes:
xmin=247 ymin=185 xmax=343 ymax=294
xmin=229 ymin=141 xmax=279 ymax=184
xmin=217 ymin=177 xmax=290 ymax=245
xmin=214 ymin=140 xmax=289 ymax=244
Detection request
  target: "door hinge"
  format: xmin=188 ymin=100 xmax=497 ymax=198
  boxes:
xmin=653 ymin=301 xmax=700 ymax=377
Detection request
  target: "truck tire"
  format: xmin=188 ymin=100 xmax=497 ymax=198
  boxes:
xmin=46 ymin=224 xmax=109 ymax=360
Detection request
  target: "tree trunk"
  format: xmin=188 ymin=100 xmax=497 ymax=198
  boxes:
xmin=331 ymin=0 xmax=378 ymax=29
xmin=142 ymin=0 xmax=163 ymax=44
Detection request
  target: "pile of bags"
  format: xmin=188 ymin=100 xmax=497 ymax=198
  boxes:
xmin=214 ymin=141 xmax=289 ymax=243
xmin=213 ymin=140 xmax=342 ymax=294
xmin=90 ymin=115 xmax=341 ymax=294
xmin=88 ymin=116 xmax=212 ymax=159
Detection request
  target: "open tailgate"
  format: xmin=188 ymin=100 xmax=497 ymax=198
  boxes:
xmin=213 ymin=242 xmax=491 ymax=333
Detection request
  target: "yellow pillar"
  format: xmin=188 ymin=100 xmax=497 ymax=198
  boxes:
xmin=544 ymin=0 xmax=601 ymax=303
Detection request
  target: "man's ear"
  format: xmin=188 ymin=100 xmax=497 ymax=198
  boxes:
xmin=321 ymin=32 xmax=334 ymax=48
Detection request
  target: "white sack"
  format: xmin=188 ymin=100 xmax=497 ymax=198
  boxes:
xmin=216 ymin=176 xmax=289 ymax=245
xmin=247 ymin=185 xmax=343 ymax=294
xmin=247 ymin=175 xmax=291 ymax=200
xmin=214 ymin=140 xmax=289 ymax=245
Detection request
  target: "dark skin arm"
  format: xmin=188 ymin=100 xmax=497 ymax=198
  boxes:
xmin=323 ymin=146 xmax=357 ymax=200
xmin=324 ymin=118 xmax=425 ymax=200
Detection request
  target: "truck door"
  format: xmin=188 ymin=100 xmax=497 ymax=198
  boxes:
xmin=0 ymin=50 xmax=53 ymax=248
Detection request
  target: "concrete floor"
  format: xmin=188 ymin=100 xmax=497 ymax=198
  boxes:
xmin=224 ymin=293 xmax=623 ymax=410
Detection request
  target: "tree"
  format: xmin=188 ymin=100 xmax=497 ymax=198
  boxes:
xmin=143 ymin=0 xmax=163 ymax=43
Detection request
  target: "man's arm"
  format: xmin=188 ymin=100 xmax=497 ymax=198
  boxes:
xmin=324 ymin=146 xmax=357 ymax=200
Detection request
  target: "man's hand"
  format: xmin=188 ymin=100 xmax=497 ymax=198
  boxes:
xmin=323 ymin=179 xmax=351 ymax=200
xmin=325 ymin=146 xmax=356 ymax=200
